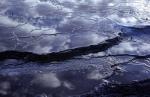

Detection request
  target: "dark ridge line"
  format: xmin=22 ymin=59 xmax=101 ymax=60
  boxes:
xmin=0 ymin=36 xmax=123 ymax=63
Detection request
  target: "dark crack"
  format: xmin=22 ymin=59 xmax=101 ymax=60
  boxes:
xmin=0 ymin=36 xmax=123 ymax=63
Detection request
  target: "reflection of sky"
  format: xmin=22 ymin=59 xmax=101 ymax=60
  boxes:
xmin=0 ymin=0 xmax=150 ymax=96
xmin=0 ymin=58 xmax=114 ymax=96
xmin=0 ymin=0 xmax=150 ymax=54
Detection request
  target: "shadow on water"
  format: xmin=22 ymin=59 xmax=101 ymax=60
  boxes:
xmin=115 ymin=25 xmax=150 ymax=36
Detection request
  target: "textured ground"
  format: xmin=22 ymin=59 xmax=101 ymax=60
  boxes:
xmin=0 ymin=0 xmax=150 ymax=97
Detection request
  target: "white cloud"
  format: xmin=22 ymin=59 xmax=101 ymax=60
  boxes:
xmin=0 ymin=15 xmax=20 ymax=26
xmin=32 ymin=73 xmax=61 ymax=88
xmin=87 ymin=70 xmax=104 ymax=80
xmin=63 ymin=81 xmax=75 ymax=90
xmin=112 ymin=42 xmax=138 ymax=53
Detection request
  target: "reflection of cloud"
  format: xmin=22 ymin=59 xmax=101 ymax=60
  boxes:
xmin=0 ymin=81 xmax=10 ymax=95
xmin=63 ymin=81 xmax=75 ymax=90
xmin=0 ymin=0 xmax=150 ymax=54
xmin=32 ymin=73 xmax=61 ymax=88
xmin=0 ymin=15 xmax=19 ymax=26
xmin=110 ymin=41 xmax=150 ymax=55
xmin=87 ymin=70 xmax=104 ymax=80
xmin=111 ymin=42 xmax=138 ymax=53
